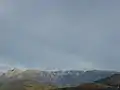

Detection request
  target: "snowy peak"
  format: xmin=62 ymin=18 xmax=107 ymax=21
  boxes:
xmin=3 ymin=68 xmax=23 ymax=78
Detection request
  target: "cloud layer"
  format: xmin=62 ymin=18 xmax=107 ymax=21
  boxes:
xmin=0 ymin=0 xmax=120 ymax=71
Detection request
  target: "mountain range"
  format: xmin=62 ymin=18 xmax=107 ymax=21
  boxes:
xmin=0 ymin=68 xmax=118 ymax=87
xmin=95 ymin=74 xmax=120 ymax=87
xmin=55 ymin=73 xmax=120 ymax=90
xmin=0 ymin=68 xmax=119 ymax=90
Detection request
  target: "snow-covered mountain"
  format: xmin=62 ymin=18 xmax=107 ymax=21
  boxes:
xmin=0 ymin=69 xmax=118 ymax=86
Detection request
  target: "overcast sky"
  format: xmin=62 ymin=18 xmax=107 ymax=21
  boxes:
xmin=0 ymin=0 xmax=120 ymax=71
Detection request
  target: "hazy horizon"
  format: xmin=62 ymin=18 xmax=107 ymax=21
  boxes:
xmin=0 ymin=0 xmax=120 ymax=71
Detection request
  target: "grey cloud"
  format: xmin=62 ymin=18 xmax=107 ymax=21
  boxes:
xmin=0 ymin=0 xmax=120 ymax=71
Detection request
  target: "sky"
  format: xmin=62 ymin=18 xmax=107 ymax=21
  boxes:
xmin=0 ymin=0 xmax=120 ymax=71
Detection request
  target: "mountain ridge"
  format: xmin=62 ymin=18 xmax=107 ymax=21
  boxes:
xmin=0 ymin=69 xmax=118 ymax=87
